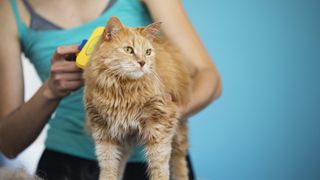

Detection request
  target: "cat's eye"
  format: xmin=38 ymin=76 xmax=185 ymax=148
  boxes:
xmin=146 ymin=49 xmax=152 ymax=56
xmin=124 ymin=46 xmax=134 ymax=54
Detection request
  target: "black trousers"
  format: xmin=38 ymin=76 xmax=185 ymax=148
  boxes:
xmin=36 ymin=149 xmax=195 ymax=180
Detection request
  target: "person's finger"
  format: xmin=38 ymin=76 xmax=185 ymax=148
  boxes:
xmin=54 ymin=72 xmax=83 ymax=81
xmin=164 ymin=93 xmax=172 ymax=102
xmin=51 ymin=61 xmax=82 ymax=73
xmin=56 ymin=45 xmax=80 ymax=55
xmin=51 ymin=45 xmax=80 ymax=63
xmin=56 ymin=80 xmax=84 ymax=91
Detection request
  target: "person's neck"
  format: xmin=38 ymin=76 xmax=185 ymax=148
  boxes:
xmin=26 ymin=0 xmax=110 ymax=29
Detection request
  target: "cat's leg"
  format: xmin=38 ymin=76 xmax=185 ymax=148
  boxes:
xmin=91 ymin=128 xmax=122 ymax=180
xmin=118 ymin=141 xmax=134 ymax=180
xmin=142 ymin=98 xmax=179 ymax=180
xmin=96 ymin=141 xmax=122 ymax=180
xmin=145 ymin=140 xmax=173 ymax=180
xmin=170 ymin=122 xmax=189 ymax=180
xmin=85 ymin=101 xmax=124 ymax=180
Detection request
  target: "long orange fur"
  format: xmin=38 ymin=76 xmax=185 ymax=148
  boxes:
xmin=83 ymin=17 xmax=193 ymax=180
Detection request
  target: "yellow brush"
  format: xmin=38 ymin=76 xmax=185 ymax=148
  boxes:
xmin=76 ymin=27 xmax=105 ymax=68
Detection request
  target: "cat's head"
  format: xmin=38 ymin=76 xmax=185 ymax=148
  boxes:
xmin=91 ymin=17 xmax=162 ymax=80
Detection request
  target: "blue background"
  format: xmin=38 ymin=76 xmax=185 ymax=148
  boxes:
xmin=183 ymin=0 xmax=320 ymax=180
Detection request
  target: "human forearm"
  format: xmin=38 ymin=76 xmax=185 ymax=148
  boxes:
xmin=181 ymin=68 xmax=222 ymax=119
xmin=143 ymin=0 xmax=222 ymax=118
xmin=0 ymin=45 xmax=83 ymax=159
xmin=0 ymin=82 xmax=60 ymax=158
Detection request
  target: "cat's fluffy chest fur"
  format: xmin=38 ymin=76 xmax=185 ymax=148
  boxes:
xmin=86 ymin=74 xmax=164 ymax=140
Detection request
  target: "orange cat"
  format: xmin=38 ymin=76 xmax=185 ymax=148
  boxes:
xmin=83 ymin=17 xmax=193 ymax=180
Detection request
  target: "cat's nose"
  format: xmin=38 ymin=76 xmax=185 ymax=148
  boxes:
xmin=138 ymin=61 xmax=146 ymax=67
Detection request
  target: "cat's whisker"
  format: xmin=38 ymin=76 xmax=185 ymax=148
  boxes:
xmin=150 ymin=70 xmax=162 ymax=84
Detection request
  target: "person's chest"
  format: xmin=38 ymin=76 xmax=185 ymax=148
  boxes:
xmin=18 ymin=0 xmax=110 ymax=29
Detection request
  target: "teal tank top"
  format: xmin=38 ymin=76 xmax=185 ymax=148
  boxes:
xmin=9 ymin=0 xmax=152 ymax=161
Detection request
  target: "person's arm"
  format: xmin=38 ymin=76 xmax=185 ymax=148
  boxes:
xmin=0 ymin=1 xmax=83 ymax=159
xmin=143 ymin=0 xmax=222 ymax=118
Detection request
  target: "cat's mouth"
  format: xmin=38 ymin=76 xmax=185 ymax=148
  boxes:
xmin=126 ymin=70 xmax=145 ymax=79
xmin=117 ymin=62 xmax=150 ymax=79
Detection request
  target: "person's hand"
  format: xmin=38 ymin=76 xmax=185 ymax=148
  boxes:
xmin=43 ymin=45 xmax=84 ymax=100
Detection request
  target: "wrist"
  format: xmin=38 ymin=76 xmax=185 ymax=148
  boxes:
xmin=42 ymin=81 xmax=62 ymax=101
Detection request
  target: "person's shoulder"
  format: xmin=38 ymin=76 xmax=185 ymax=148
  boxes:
xmin=0 ymin=0 xmax=19 ymax=37
xmin=0 ymin=1 xmax=23 ymax=57
xmin=0 ymin=0 xmax=13 ymax=22
xmin=0 ymin=0 xmax=31 ymax=38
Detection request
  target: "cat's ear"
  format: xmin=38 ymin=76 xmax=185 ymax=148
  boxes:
xmin=142 ymin=22 xmax=162 ymax=40
xmin=104 ymin=16 xmax=124 ymax=41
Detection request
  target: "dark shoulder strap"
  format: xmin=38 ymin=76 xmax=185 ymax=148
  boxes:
xmin=21 ymin=0 xmax=62 ymax=30
xmin=21 ymin=0 xmax=37 ymax=16
xmin=102 ymin=0 xmax=117 ymax=14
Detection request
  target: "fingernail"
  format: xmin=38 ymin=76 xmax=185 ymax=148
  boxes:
xmin=57 ymin=47 xmax=62 ymax=54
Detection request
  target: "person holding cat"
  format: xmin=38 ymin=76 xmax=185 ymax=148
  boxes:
xmin=0 ymin=0 xmax=222 ymax=180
